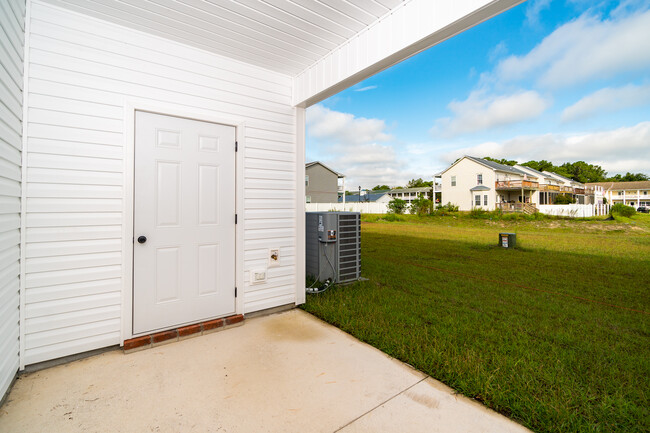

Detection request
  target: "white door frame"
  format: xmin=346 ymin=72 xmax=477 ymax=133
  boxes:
xmin=122 ymin=100 xmax=245 ymax=342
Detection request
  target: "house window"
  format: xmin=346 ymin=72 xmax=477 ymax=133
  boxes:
xmin=484 ymin=195 xmax=488 ymax=206
xmin=451 ymin=176 xmax=456 ymax=187
xmin=475 ymin=195 xmax=481 ymax=206
xmin=618 ymin=191 xmax=623 ymax=195
xmin=477 ymin=174 xmax=483 ymax=185
xmin=306 ymin=196 xmax=311 ymax=203
xmin=305 ymin=175 xmax=309 ymax=186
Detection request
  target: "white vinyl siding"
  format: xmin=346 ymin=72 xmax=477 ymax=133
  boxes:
xmin=0 ymin=0 xmax=24 ymax=398
xmin=23 ymin=1 xmax=297 ymax=365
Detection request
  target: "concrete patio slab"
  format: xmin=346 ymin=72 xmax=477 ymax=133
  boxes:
xmin=0 ymin=309 xmax=530 ymax=433
xmin=339 ymin=378 xmax=529 ymax=433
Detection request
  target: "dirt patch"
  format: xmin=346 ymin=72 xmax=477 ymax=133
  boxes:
xmin=263 ymin=314 xmax=325 ymax=342
xmin=405 ymin=390 xmax=440 ymax=409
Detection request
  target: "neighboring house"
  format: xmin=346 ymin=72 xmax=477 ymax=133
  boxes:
xmin=386 ymin=187 xmax=432 ymax=204
xmin=305 ymin=162 xmax=345 ymax=204
xmin=513 ymin=165 xmax=563 ymax=205
xmin=438 ymin=156 xmax=538 ymax=212
xmin=586 ymin=181 xmax=650 ymax=207
xmin=437 ymin=156 xmax=595 ymax=211
xmin=542 ymin=171 xmax=588 ymax=204
xmin=0 ymin=0 xmax=525 ymax=401
xmin=339 ymin=191 xmax=391 ymax=203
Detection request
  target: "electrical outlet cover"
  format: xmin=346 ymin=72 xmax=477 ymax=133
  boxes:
xmin=269 ymin=248 xmax=280 ymax=267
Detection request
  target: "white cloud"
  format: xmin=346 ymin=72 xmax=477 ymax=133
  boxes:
xmin=488 ymin=41 xmax=508 ymax=62
xmin=525 ymin=0 xmax=552 ymax=27
xmin=562 ymin=83 xmax=650 ymax=121
xmin=440 ymin=121 xmax=650 ymax=174
xmin=306 ymin=104 xmax=391 ymax=145
xmin=307 ymin=105 xmax=412 ymax=188
xmin=329 ymin=142 xmax=412 ymax=188
xmin=432 ymin=90 xmax=550 ymax=137
xmin=611 ymin=0 xmax=650 ymax=18
xmin=496 ymin=9 xmax=650 ymax=88
xmin=354 ymin=85 xmax=378 ymax=92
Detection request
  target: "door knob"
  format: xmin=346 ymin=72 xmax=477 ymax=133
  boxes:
xmin=137 ymin=236 xmax=147 ymax=244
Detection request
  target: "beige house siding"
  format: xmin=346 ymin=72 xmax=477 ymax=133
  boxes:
xmin=305 ymin=163 xmax=339 ymax=203
xmin=587 ymin=181 xmax=650 ymax=206
xmin=442 ymin=158 xmax=496 ymax=211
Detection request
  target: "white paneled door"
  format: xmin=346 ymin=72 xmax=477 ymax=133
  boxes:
xmin=133 ymin=111 xmax=236 ymax=334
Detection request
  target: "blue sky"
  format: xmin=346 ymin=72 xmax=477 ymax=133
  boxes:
xmin=306 ymin=0 xmax=650 ymax=189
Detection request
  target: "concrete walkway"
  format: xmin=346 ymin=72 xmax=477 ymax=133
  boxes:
xmin=0 ymin=310 xmax=530 ymax=433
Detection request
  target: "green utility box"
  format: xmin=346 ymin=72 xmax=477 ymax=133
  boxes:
xmin=499 ymin=232 xmax=516 ymax=248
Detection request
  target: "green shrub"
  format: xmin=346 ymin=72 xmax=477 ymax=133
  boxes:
xmin=469 ymin=208 xmax=489 ymax=219
xmin=610 ymin=203 xmax=636 ymax=217
xmin=554 ymin=194 xmax=576 ymax=204
xmin=381 ymin=213 xmax=405 ymax=222
xmin=409 ymin=196 xmax=432 ymax=216
xmin=387 ymin=198 xmax=407 ymax=214
xmin=360 ymin=214 xmax=381 ymax=223
xmin=437 ymin=202 xmax=459 ymax=212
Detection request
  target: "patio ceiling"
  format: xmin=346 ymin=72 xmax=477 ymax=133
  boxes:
xmin=41 ymin=0 xmax=524 ymax=106
xmin=41 ymin=0 xmax=404 ymax=76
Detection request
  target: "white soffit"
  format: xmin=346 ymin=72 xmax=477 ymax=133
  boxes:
xmin=40 ymin=0 xmax=404 ymax=76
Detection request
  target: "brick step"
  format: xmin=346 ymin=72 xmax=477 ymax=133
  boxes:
xmin=123 ymin=314 xmax=244 ymax=353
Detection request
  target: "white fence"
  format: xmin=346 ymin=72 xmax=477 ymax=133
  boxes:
xmin=306 ymin=202 xmax=389 ymax=213
xmin=538 ymin=204 xmax=611 ymax=218
xmin=307 ymin=202 xmax=612 ymax=218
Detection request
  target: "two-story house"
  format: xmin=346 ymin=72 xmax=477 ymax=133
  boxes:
xmin=386 ymin=187 xmax=432 ymax=204
xmin=438 ymin=156 xmax=539 ymax=212
xmin=512 ymin=165 xmax=563 ymax=205
xmin=305 ymin=162 xmax=346 ymax=204
xmin=586 ymin=181 xmax=650 ymax=207
xmin=542 ymin=172 xmax=588 ymax=204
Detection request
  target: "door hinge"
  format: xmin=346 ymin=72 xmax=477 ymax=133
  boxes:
xmin=235 ymin=141 xmax=238 ymax=152
xmin=235 ymin=287 xmax=238 ymax=297
xmin=235 ymin=214 xmax=238 ymax=224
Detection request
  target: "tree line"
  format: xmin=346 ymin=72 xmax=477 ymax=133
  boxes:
xmin=482 ymin=157 xmax=649 ymax=183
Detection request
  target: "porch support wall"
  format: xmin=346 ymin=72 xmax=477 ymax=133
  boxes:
xmin=19 ymin=0 xmax=298 ymax=367
xmin=0 ymin=0 xmax=26 ymax=399
xmin=293 ymin=0 xmax=523 ymax=107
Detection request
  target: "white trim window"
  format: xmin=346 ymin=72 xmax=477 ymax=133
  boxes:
xmin=305 ymin=175 xmax=309 ymax=186
xmin=451 ymin=176 xmax=456 ymax=187
xmin=477 ymin=174 xmax=483 ymax=185
xmin=306 ymin=195 xmax=311 ymax=203
xmin=475 ymin=195 xmax=481 ymax=206
xmin=484 ymin=194 xmax=488 ymax=206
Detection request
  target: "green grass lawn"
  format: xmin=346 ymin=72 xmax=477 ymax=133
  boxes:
xmin=302 ymin=212 xmax=650 ymax=433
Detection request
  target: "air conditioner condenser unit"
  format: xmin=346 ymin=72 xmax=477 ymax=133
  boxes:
xmin=306 ymin=212 xmax=361 ymax=284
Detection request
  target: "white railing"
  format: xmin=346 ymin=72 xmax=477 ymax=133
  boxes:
xmin=306 ymin=202 xmax=389 ymax=213
xmin=538 ymin=204 xmax=611 ymax=218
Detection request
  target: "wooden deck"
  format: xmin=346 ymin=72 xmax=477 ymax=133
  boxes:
xmin=495 ymin=180 xmax=539 ymax=190
xmin=496 ymin=203 xmax=538 ymax=214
